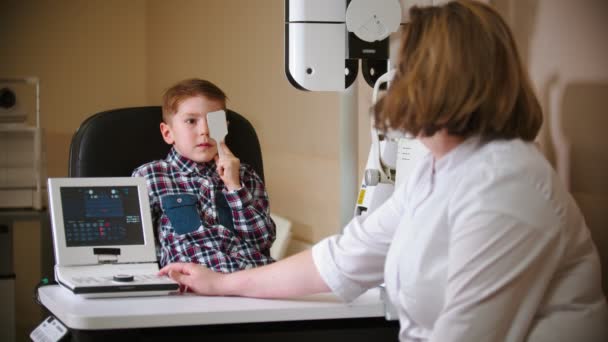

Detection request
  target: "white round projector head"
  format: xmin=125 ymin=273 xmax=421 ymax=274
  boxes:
xmin=346 ymin=0 xmax=402 ymax=42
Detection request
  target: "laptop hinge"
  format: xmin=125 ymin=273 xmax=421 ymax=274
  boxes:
xmin=94 ymin=247 xmax=120 ymax=264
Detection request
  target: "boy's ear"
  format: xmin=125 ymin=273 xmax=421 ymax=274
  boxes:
xmin=160 ymin=122 xmax=174 ymax=145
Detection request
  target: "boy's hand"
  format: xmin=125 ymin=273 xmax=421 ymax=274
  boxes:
xmin=215 ymin=142 xmax=241 ymax=191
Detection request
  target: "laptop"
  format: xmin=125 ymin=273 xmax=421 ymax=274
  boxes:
xmin=48 ymin=177 xmax=179 ymax=298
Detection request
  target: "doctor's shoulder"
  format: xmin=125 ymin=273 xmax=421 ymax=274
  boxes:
xmin=448 ymin=139 xmax=563 ymax=226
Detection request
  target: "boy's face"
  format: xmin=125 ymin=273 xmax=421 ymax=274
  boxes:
xmin=160 ymin=95 xmax=224 ymax=163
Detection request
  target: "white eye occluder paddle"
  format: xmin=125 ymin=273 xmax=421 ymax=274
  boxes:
xmin=207 ymin=110 xmax=228 ymax=158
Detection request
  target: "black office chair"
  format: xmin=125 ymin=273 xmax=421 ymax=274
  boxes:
xmin=68 ymin=106 xmax=265 ymax=230
xmin=68 ymin=106 xmax=264 ymax=181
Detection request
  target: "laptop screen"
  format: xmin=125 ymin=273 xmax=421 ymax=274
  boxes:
xmin=60 ymin=186 xmax=145 ymax=247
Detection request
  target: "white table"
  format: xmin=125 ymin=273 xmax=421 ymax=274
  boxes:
xmin=38 ymin=285 xmax=399 ymax=341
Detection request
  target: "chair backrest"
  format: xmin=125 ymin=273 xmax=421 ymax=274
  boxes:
xmin=68 ymin=106 xmax=265 ymax=182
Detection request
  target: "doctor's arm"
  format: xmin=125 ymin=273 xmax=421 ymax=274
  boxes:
xmin=159 ymin=249 xmax=329 ymax=298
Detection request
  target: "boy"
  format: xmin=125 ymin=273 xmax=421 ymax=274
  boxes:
xmin=133 ymin=78 xmax=275 ymax=273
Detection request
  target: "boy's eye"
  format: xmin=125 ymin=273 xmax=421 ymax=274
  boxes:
xmin=185 ymin=118 xmax=196 ymax=124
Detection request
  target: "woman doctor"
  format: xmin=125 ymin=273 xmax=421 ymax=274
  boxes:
xmin=160 ymin=1 xmax=608 ymax=341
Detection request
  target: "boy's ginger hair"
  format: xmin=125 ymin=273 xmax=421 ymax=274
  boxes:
xmin=162 ymin=78 xmax=227 ymax=122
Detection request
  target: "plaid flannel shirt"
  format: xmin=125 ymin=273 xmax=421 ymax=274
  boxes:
xmin=132 ymin=147 xmax=275 ymax=273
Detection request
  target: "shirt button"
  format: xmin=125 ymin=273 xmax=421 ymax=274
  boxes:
xmin=177 ymin=198 xmax=182 ymax=203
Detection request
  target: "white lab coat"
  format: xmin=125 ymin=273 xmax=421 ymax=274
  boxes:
xmin=312 ymin=137 xmax=608 ymax=341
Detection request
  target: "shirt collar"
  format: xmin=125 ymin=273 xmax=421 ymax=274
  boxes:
xmin=433 ymin=135 xmax=482 ymax=175
xmin=166 ymin=147 xmax=214 ymax=175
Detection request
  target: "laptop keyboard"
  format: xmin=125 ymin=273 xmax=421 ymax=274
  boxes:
xmin=71 ymin=274 xmax=171 ymax=285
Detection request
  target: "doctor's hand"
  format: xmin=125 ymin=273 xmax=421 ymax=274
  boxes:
xmin=159 ymin=262 xmax=225 ymax=296
xmin=215 ymin=142 xmax=241 ymax=191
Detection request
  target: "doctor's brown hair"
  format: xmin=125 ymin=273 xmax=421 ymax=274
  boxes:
xmin=162 ymin=78 xmax=227 ymax=123
xmin=374 ymin=0 xmax=542 ymax=142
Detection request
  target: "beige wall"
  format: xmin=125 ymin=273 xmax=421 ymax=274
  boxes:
xmin=1 ymin=1 xmax=148 ymax=340
xmin=494 ymin=0 xmax=608 ymax=292
xmin=1 ymin=0 xmax=345 ymax=245
xmin=2 ymin=0 xmax=608 ymax=340
xmin=2 ymin=1 xmax=343 ymax=340
xmin=530 ymin=0 xmax=608 ymax=294
xmin=0 ymin=0 xmax=149 ymax=178
xmin=145 ymin=0 xmax=344 ymax=243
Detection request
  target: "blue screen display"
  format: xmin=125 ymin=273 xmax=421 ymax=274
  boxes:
xmin=60 ymin=186 xmax=145 ymax=247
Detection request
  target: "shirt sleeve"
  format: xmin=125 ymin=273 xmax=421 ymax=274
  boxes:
xmin=223 ymin=165 xmax=276 ymax=254
xmin=430 ymin=168 xmax=563 ymax=342
xmin=312 ymin=182 xmax=408 ymax=302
